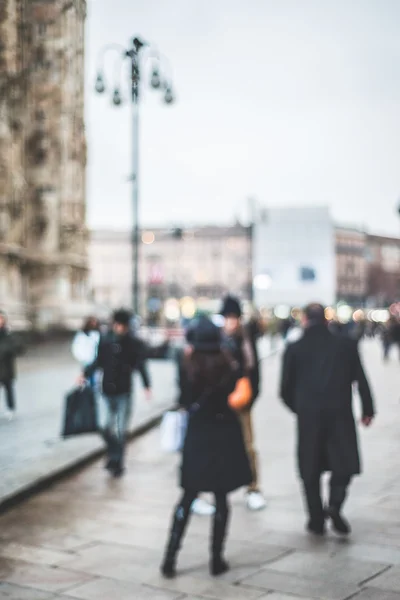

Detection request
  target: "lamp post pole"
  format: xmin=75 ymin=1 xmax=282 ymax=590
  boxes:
xmin=95 ymin=37 xmax=175 ymax=317
xmin=129 ymin=39 xmax=142 ymax=316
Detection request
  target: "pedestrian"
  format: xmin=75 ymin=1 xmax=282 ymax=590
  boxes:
xmin=71 ymin=316 xmax=100 ymax=388
xmin=176 ymin=318 xmax=216 ymax=517
xmin=383 ymin=316 xmax=400 ymax=361
xmin=0 ymin=311 xmax=23 ymax=421
xmin=161 ymin=316 xmax=252 ymax=579
xmin=280 ymin=303 xmax=375 ymax=536
xmin=81 ymin=309 xmax=151 ymax=477
xmin=219 ymin=295 xmax=266 ymax=511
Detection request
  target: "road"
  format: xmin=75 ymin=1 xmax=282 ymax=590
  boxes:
xmin=0 ymin=340 xmax=399 ymax=599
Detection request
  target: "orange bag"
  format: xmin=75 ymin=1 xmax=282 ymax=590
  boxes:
xmin=228 ymin=377 xmax=253 ymax=411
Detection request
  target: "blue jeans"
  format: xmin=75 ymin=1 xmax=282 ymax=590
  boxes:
xmin=102 ymin=394 xmax=132 ymax=467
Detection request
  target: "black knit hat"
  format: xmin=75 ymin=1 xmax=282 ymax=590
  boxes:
xmin=220 ymin=295 xmax=242 ymax=318
xmin=187 ymin=316 xmax=221 ymax=353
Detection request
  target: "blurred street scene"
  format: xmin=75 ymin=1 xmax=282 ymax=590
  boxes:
xmin=1 ymin=342 xmax=400 ymax=599
xmin=0 ymin=0 xmax=400 ymax=598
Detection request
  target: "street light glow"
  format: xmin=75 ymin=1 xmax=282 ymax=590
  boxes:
xmin=253 ymin=273 xmax=272 ymax=290
xmin=142 ymin=231 xmax=155 ymax=244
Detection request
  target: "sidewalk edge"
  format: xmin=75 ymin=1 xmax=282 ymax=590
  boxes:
xmin=0 ymin=410 xmax=168 ymax=515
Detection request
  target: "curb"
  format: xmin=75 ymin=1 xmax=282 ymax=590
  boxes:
xmin=0 ymin=410 xmax=169 ymax=515
xmin=0 ymin=346 xmax=280 ymax=515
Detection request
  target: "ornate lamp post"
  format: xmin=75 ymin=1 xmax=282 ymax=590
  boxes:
xmin=95 ymin=37 xmax=175 ymax=316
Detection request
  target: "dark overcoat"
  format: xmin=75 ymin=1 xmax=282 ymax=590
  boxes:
xmin=179 ymin=366 xmax=252 ymax=494
xmin=0 ymin=330 xmax=22 ymax=382
xmin=280 ymin=325 xmax=375 ymax=483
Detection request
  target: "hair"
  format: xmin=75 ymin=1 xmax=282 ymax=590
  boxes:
xmin=82 ymin=316 xmax=98 ymax=332
xmin=304 ymin=303 xmax=326 ymax=326
xmin=184 ymin=349 xmax=234 ymax=388
xmin=112 ymin=309 xmax=132 ymax=326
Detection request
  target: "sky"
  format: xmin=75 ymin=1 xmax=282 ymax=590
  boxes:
xmin=85 ymin=0 xmax=400 ymax=235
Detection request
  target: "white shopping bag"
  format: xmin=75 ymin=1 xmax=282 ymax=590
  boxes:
xmin=160 ymin=410 xmax=188 ymax=453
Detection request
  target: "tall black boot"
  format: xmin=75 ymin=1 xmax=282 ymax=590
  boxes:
xmin=211 ymin=504 xmax=230 ymax=576
xmin=161 ymin=504 xmax=191 ymax=579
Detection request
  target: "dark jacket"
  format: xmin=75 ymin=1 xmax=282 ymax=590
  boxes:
xmin=85 ymin=332 xmax=150 ymax=396
xmin=280 ymin=325 xmax=375 ymax=483
xmin=0 ymin=329 xmax=22 ymax=382
xmin=245 ymin=319 xmax=262 ymax=403
xmin=179 ymin=359 xmax=252 ymax=493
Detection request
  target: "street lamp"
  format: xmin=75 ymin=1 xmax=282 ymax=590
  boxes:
xmin=94 ymin=37 xmax=175 ymax=316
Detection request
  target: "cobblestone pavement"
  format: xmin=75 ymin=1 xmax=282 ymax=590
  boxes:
xmin=0 ymin=340 xmax=399 ymax=599
xmin=0 ymin=342 xmax=177 ymax=507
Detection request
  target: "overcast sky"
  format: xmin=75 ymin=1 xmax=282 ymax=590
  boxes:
xmin=85 ymin=0 xmax=400 ymax=235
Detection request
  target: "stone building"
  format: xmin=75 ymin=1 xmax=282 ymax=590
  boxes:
xmin=367 ymin=233 xmax=400 ymax=306
xmin=335 ymin=227 xmax=368 ymax=306
xmin=0 ymin=0 xmax=88 ymax=330
xmin=89 ymin=225 xmax=253 ymax=321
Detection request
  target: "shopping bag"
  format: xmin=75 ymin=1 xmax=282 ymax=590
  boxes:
xmin=160 ymin=410 xmax=188 ymax=453
xmin=61 ymin=386 xmax=98 ymax=438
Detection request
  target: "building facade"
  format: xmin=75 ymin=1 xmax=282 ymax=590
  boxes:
xmin=335 ymin=227 xmax=368 ymax=305
xmin=89 ymin=225 xmax=252 ymax=321
xmin=0 ymin=0 xmax=88 ymax=330
xmin=252 ymin=206 xmax=336 ymax=309
xmin=367 ymin=234 xmax=400 ymax=306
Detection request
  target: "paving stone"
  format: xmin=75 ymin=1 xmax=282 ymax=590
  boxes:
xmin=0 ymin=560 xmax=95 ymax=594
xmin=0 ymin=543 xmax=73 ymax=567
xmin=60 ymin=541 xmax=159 ymax=576
xmin=353 ymin=589 xmax=400 ymax=599
xmin=367 ymin=566 xmax=400 ymax=593
xmin=262 ymin=550 xmax=388 ymax=585
xmin=242 ymin=569 xmax=357 ymax=599
xmin=0 ymin=583 xmax=55 ymax=599
xmin=257 ymin=595 xmax=315 ymax=600
xmin=333 ymin=543 xmax=400 ymax=565
xmin=62 ymin=577 xmax=182 ymax=600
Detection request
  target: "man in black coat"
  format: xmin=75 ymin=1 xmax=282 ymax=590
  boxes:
xmin=280 ymin=303 xmax=375 ymax=536
xmin=83 ymin=309 xmax=151 ymax=477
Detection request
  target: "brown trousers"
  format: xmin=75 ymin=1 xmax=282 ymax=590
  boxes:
xmin=239 ymin=408 xmax=259 ymax=492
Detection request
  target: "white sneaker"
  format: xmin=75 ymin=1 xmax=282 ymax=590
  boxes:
xmin=4 ymin=410 xmax=15 ymax=421
xmin=246 ymin=491 xmax=267 ymax=511
xmin=191 ymin=498 xmax=216 ymax=516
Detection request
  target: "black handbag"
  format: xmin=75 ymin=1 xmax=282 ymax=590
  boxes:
xmin=61 ymin=386 xmax=98 ymax=438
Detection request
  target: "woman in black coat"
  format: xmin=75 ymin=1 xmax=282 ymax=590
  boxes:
xmin=161 ymin=317 xmax=252 ymax=579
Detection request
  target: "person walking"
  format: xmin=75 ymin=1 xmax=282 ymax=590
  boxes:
xmin=72 ymin=316 xmax=101 ymax=388
xmin=280 ymin=303 xmax=375 ymax=536
xmin=82 ymin=309 xmax=151 ymax=477
xmin=161 ymin=316 xmax=251 ymax=579
xmin=220 ymin=295 xmax=266 ymax=511
xmin=0 ymin=311 xmax=22 ymax=420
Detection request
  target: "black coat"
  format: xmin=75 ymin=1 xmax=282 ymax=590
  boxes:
xmin=0 ymin=329 xmax=22 ymax=382
xmin=179 ymin=364 xmax=252 ymax=494
xmin=280 ymin=325 xmax=375 ymax=483
xmin=85 ymin=332 xmax=150 ymax=396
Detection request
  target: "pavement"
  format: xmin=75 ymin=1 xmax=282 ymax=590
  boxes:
xmin=0 ymin=336 xmax=276 ymax=511
xmin=0 ymin=339 xmax=399 ymax=598
xmin=0 ymin=341 xmax=178 ymax=510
